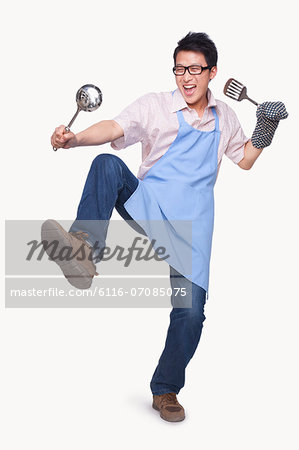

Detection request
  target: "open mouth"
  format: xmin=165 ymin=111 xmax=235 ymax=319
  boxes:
xmin=183 ymin=85 xmax=196 ymax=96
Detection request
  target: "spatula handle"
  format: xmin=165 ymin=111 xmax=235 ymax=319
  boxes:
xmin=246 ymin=95 xmax=259 ymax=106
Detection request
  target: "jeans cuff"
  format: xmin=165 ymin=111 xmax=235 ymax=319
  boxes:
xmin=151 ymin=388 xmax=179 ymax=396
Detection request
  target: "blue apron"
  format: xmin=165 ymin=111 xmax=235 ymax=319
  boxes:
xmin=123 ymin=103 xmax=220 ymax=299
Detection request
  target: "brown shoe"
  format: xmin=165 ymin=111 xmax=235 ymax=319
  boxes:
xmin=41 ymin=219 xmax=98 ymax=289
xmin=152 ymin=393 xmax=185 ymax=422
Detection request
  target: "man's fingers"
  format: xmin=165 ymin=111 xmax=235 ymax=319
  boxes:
xmin=55 ymin=125 xmax=67 ymax=139
xmin=51 ymin=125 xmax=75 ymax=149
xmin=63 ymin=131 xmax=73 ymax=140
xmin=56 ymin=125 xmax=66 ymax=133
xmin=51 ymin=125 xmax=69 ymax=148
xmin=51 ymin=133 xmax=58 ymax=147
xmin=52 ymin=136 xmax=65 ymax=148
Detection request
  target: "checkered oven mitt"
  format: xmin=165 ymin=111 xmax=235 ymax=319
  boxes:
xmin=251 ymin=101 xmax=288 ymax=149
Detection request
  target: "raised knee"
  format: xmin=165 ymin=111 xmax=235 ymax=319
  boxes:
xmin=91 ymin=153 xmax=123 ymax=174
xmin=92 ymin=153 xmax=121 ymax=166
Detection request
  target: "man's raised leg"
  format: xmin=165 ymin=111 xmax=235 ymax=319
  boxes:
xmin=41 ymin=154 xmax=144 ymax=288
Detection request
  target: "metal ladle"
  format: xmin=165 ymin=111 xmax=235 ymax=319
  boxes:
xmin=53 ymin=84 xmax=102 ymax=151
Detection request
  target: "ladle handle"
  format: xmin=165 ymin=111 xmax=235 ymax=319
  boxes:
xmin=52 ymin=107 xmax=81 ymax=151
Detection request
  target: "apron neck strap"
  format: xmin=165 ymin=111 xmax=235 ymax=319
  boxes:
xmin=211 ymin=106 xmax=219 ymax=131
xmin=176 ymin=109 xmax=186 ymax=126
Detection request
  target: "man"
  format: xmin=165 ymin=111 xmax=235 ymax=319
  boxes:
xmin=44 ymin=32 xmax=288 ymax=422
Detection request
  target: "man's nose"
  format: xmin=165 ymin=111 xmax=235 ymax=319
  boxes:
xmin=182 ymin=69 xmax=193 ymax=82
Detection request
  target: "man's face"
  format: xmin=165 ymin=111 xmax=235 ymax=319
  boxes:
xmin=175 ymin=50 xmax=217 ymax=110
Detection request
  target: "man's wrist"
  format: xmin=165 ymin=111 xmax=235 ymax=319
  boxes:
xmin=238 ymin=140 xmax=263 ymax=169
xmin=72 ymin=133 xmax=81 ymax=148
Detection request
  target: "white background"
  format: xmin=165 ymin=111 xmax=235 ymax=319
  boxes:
xmin=1 ymin=0 xmax=298 ymax=448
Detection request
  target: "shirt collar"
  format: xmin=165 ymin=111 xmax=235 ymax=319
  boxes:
xmin=170 ymin=87 xmax=217 ymax=113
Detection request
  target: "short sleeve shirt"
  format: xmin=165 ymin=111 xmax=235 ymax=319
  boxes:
xmin=111 ymin=88 xmax=249 ymax=180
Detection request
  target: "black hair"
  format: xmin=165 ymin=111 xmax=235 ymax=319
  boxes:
xmin=173 ymin=32 xmax=218 ymax=67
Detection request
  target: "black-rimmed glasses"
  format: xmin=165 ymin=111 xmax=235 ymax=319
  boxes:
xmin=173 ymin=65 xmax=213 ymax=76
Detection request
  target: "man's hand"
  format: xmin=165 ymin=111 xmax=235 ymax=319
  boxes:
xmin=251 ymin=101 xmax=288 ymax=149
xmin=51 ymin=125 xmax=78 ymax=149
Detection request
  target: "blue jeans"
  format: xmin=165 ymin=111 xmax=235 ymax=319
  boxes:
xmin=70 ymin=153 xmax=207 ymax=395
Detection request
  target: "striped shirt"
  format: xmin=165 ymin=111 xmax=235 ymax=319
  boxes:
xmin=111 ymin=88 xmax=249 ymax=180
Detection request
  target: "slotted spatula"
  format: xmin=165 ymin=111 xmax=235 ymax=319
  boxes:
xmin=223 ymin=78 xmax=259 ymax=106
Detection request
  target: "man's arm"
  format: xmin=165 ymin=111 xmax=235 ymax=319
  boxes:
xmin=238 ymin=140 xmax=263 ymax=170
xmin=51 ymin=120 xmax=124 ymax=149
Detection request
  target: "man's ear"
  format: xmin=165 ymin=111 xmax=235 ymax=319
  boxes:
xmin=209 ymin=66 xmax=217 ymax=81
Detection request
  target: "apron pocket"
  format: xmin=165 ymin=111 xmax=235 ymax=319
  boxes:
xmin=151 ymin=181 xmax=199 ymax=221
